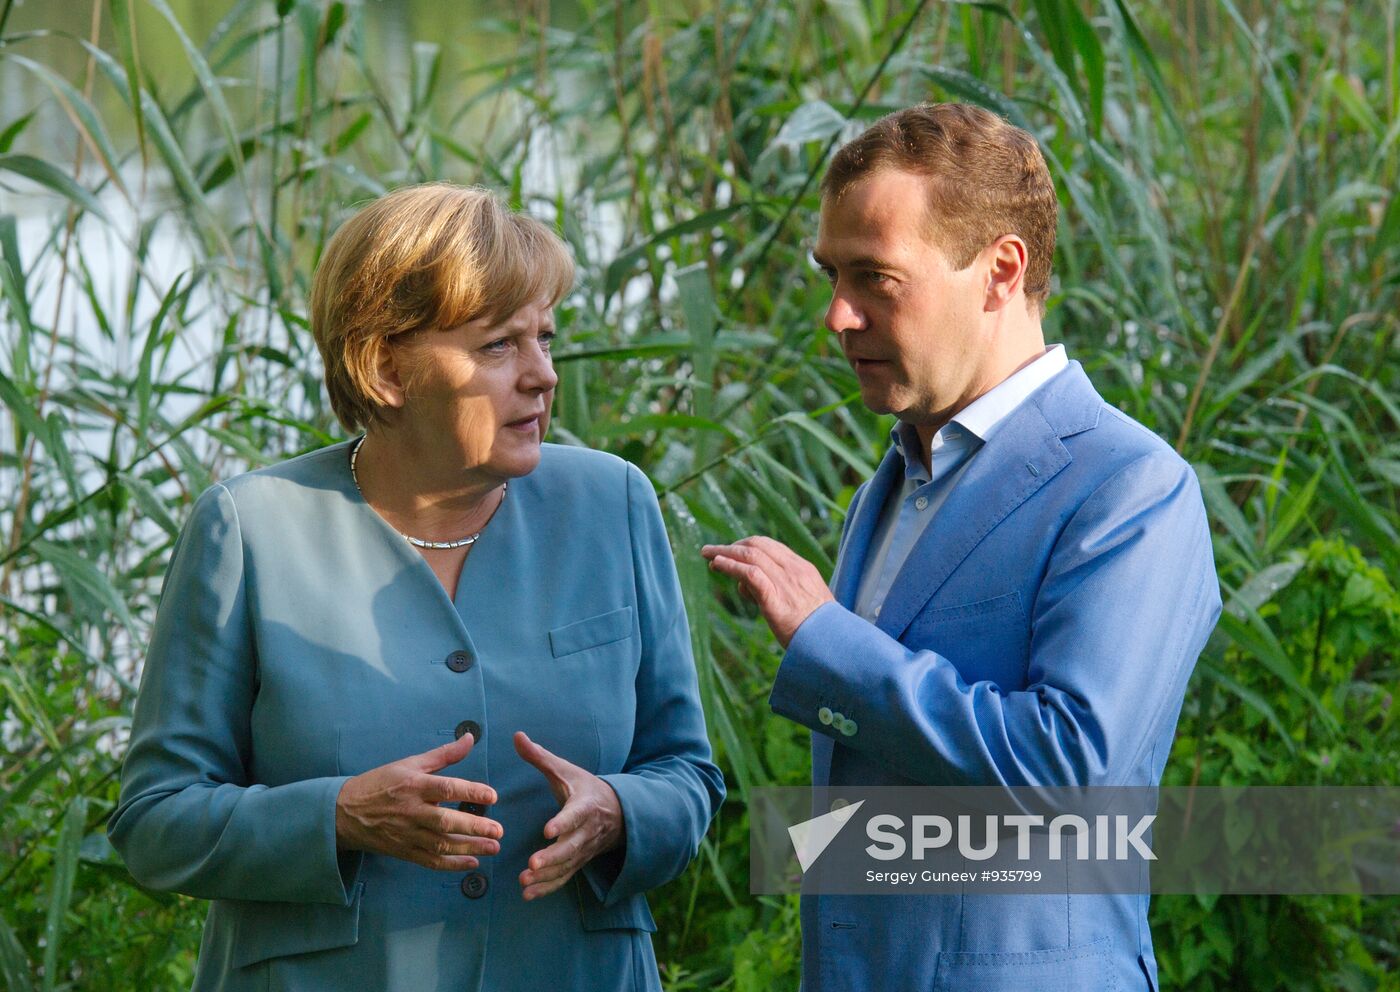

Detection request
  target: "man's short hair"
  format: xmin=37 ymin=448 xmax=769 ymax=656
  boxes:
xmin=821 ymin=103 xmax=1057 ymax=313
xmin=310 ymin=182 xmax=574 ymax=432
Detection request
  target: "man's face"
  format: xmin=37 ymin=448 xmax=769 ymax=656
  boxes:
xmin=813 ymin=168 xmax=992 ymax=430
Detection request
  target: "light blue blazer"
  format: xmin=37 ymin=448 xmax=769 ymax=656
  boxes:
xmin=108 ymin=441 xmax=724 ymax=992
xmin=771 ymin=363 xmax=1221 ymax=991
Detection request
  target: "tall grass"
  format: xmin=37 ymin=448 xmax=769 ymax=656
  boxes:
xmin=1 ymin=0 xmax=1397 ymax=988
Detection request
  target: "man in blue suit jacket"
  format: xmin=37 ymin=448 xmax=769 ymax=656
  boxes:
xmin=704 ymin=104 xmax=1220 ymax=990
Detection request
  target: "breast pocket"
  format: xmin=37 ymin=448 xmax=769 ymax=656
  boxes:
xmin=904 ymin=591 xmax=1030 ymax=690
xmin=548 ymin=606 xmax=634 ymax=659
xmin=546 ymin=607 xmax=637 ymax=773
xmin=933 ymin=935 xmax=1118 ymax=992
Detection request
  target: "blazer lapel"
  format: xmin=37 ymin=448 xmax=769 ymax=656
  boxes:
xmin=831 ymin=446 xmax=903 ymax=608
xmin=874 ymin=364 xmax=1101 ymax=640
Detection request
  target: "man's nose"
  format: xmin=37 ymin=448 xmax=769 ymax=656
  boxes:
xmin=824 ymin=291 xmax=864 ymax=335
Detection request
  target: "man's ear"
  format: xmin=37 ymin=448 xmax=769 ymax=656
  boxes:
xmin=983 ymin=235 xmax=1028 ymax=312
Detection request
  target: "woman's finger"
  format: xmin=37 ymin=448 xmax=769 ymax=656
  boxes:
xmin=529 ymin=831 xmax=587 ymax=872
xmin=419 ymin=773 xmax=497 ymax=807
xmin=407 ymin=732 xmax=476 ymax=774
xmin=520 ymin=859 xmax=575 ymax=889
xmin=408 ymin=851 xmax=481 ymax=873
xmin=409 ymin=827 xmax=501 ymax=858
xmin=414 ymin=805 xmax=504 ymax=840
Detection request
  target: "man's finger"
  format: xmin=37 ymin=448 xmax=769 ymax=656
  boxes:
xmin=706 ymin=554 xmax=772 ymax=598
xmin=409 ymin=731 xmax=475 ymax=773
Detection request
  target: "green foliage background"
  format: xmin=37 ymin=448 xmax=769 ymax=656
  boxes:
xmin=1 ymin=0 xmax=1397 ymax=988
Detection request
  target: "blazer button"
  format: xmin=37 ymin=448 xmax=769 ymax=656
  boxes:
xmin=446 ymin=650 xmax=474 ymax=673
xmin=839 ymin=718 xmax=858 ymax=737
xmin=458 ymin=801 xmax=487 ymax=816
xmin=817 ymin=706 xmax=834 ymax=726
xmin=460 ymin=872 xmax=488 ymax=899
xmin=454 ymin=720 xmax=482 ymax=743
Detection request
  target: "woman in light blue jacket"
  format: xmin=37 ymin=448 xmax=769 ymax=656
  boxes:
xmin=108 ymin=183 xmax=725 ymax=991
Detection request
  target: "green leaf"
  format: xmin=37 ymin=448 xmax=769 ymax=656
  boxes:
xmin=31 ymin=539 xmax=135 ymax=631
xmin=603 ymin=206 xmax=744 ymax=301
xmin=42 ymin=796 xmax=88 ymax=992
xmin=0 ymin=111 xmax=35 ymax=153
xmin=0 ymin=154 xmax=108 ymax=223
xmin=0 ymin=908 xmax=34 ymax=992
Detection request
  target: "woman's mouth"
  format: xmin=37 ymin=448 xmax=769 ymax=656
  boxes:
xmin=505 ymin=415 xmax=540 ymax=433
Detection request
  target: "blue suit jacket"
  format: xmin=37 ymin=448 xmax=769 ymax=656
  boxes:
xmin=109 ymin=441 xmax=724 ymax=992
xmin=770 ymin=363 xmax=1221 ymax=991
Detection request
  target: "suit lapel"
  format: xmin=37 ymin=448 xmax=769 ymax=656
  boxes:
xmin=831 ymin=446 xmax=903 ymax=608
xmin=874 ymin=366 xmax=1101 ymax=640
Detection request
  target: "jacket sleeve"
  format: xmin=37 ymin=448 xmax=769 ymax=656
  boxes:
xmin=770 ymin=452 xmax=1222 ymax=788
xmin=107 ymin=483 xmax=360 ymax=904
xmin=584 ymin=463 xmax=726 ymax=906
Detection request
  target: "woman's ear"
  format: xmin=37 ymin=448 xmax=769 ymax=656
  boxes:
xmin=983 ymin=235 xmax=1028 ymax=312
xmin=369 ymin=337 xmax=409 ymax=410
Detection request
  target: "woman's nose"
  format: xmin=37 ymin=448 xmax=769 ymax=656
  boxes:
xmin=522 ymin=341 xmax=559 ymax=392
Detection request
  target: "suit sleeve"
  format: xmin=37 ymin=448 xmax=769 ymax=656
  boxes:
xmin=107 ymin=484 xmax=360 ymax=904
xmin=583 ymin=464 xmax=726 ymax=906
xmin=770 ymin=451 xmax=1222 ymax=788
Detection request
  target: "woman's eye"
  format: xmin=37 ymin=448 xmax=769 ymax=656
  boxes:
xmin=483 ymin=338 xmax=511 ymax=353
xmin=539 ymin=331 xmax=556 ymax=350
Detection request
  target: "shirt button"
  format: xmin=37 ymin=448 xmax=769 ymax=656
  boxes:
xmin=460 ymin=872 xmax=488 ymax=899
xmin=915 ymin=496 xmax=929 ymax=511
xmin=454 ymin=720 xmax=482 ymax=743
xmin=817 ymin=706 xmax=834 ymax=726
xmin=445 ymin=650 xmax=474 ymax=673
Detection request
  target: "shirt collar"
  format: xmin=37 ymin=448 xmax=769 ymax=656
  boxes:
xmin=953 ymin=344 xmax=1068 ymax=441
xmin=889 ymin=344 xmax=1069 ymax=478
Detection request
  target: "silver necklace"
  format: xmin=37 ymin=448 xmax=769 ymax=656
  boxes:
xmin=349 ymin=436 xmax=505 ymax=550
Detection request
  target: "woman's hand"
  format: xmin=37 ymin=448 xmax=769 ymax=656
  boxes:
xmin=335 ymin=733 xmax=503 ymax=871
xmin=513 ymin=731 xmax=624 ymax=900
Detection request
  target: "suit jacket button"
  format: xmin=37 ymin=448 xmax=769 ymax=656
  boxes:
xmin=817 ymin=706 xmax=834 ymax=726
xmin=454 ymin=720 xmax=482 ymax=743
xmin=446 ymin=650 xmax=474 ymax=673
xmin=459 ymin=801 xmax=487 ymax=816
xmin=839 ymin=718 xmax=858 ymax=737
xmin=461 ymin=872 xmax=488 ymax=899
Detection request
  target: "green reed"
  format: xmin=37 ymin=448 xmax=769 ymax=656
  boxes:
xmin=1 ymin=0 xmax=1397 ymax=988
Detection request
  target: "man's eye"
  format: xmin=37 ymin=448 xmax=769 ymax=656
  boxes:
xmin=866 ymin=271 xmax=890 ymax=285
xmin=820 ymin=269 xmax=837 ymax=285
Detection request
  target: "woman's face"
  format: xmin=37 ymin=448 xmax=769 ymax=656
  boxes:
xmin=390 ymin=297 xmax=559 ymax=481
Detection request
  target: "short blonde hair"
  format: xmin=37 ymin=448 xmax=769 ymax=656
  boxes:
xmin=822 ymin=103 xmax=1057 ymax=314
xmin=309 ymin=183 xmax=574 ymax=432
